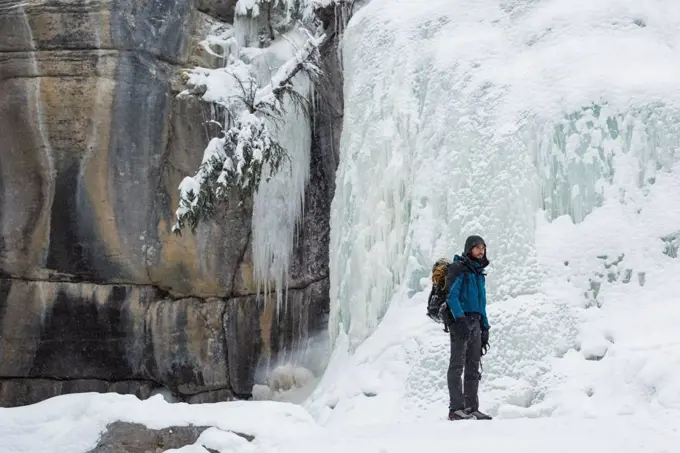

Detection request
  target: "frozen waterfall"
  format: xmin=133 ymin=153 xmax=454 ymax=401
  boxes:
xmin=311 ymin=0 xmax=680 ymax=422
xmin=249 ymin=35 xmax=313 ymax=310
xmin=218 ymin=10 xmax=314 ymax=311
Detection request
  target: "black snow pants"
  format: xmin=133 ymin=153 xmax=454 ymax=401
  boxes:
xmin=447 ymin=312 xmax=482 ymax=412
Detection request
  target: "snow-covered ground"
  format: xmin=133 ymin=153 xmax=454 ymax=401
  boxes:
xmin=1 ymin=392 xmax=679 ymax=453
xmin=3 ymin=0 xmax=680 ymax=451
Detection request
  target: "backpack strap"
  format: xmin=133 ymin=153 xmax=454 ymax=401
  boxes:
xmin=444 ymin=262 xmax=467 ymax=293
xmin=438 ymin=262 xmax=469 ymax=332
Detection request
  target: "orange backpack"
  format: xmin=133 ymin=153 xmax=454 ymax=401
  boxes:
xmin=426 ymin=258 xmax=451 ymax=323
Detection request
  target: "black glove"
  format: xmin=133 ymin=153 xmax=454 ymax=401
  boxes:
xmin=451 ymin=316 xmax=469 ymax=339
xmin=481 ymin=328 xmax=490 ymax=356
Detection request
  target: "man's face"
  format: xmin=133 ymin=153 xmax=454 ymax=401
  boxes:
xmin=471 ymin=243 xmax=485 ymax=259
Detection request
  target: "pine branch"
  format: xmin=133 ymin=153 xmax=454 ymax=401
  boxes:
xmin=172 ymin=29 xmax=325 ymax=236
xmin=253 ymin=30 xmax=325 ymax=109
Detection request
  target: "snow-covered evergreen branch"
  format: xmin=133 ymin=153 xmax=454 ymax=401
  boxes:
xmin=172 ymin=29 xmax=325 ymax=235
xmin=254 ymin=31 xmax=324 ymax=109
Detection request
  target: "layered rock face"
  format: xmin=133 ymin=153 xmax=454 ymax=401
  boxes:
xmin=0 ymin=0 xmax=342 ymax=407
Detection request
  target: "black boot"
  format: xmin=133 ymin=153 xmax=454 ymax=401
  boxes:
xmin=448 ymin=408 xmax=476 ymax=420
xmin=465 ymin=408 xmax=492 ymax=420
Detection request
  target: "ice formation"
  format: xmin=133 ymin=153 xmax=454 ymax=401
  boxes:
xmin=247 ymin=30 xmax=313 ymax=310
xmin=314 ymin=0 xmax=680 ymax=422
xmin=177 ymin=12 xmax=318 ymax=311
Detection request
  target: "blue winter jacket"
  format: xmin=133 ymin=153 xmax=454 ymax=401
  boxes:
xmin=446 ymin=255 xmax=490 ymax=329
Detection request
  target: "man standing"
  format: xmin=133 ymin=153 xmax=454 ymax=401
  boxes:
xmin=442 ymin=235 xmax=492 ymax=421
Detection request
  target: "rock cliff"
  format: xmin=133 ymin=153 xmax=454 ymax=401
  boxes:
xmin=0 ymin=0 xmax=343 ymax=407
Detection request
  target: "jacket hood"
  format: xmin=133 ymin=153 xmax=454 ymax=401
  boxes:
xmin=461 ymin=235 xmax=489 ymax=269
xmin=464 ymin=235 xmax=486 ymax=255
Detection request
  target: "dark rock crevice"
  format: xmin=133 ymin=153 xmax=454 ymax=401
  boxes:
xmin=0 ymin=377 xmax=157 ymax=408
xmin=0 ymin=376 xmax=159 ymax=384
xmin=286 ymin=274 xmax=329 ymax=291
xmin=0 ymin=48 xmax=187 ymax=67
xmin=0 ymin=376 xmax=238 ymax=406
xmin=0 ymin=272 xmax=328 ymax=299
xmin=196 ymin=0 xmax=238 ymax=24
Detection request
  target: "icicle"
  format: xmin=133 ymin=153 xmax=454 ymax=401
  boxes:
xmin=250 ymin=29 xmax=313 ymax=315
xmin=331 ymin=0 xmax=351 ymax=69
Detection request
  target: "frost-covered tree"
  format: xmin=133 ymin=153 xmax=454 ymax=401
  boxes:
xmin=172 ymin=27 xmax=325 ymax=235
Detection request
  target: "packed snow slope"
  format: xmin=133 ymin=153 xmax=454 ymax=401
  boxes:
xmin=3 ymin=0 xmax=680 ymax=452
